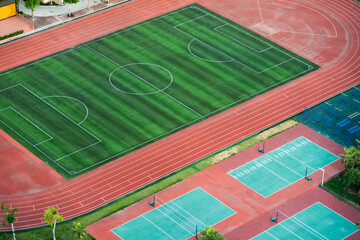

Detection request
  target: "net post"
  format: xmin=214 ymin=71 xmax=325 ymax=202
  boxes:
xmin=258 ymin=141 xmax=265 ymax=153
xmin=195 ymin=225 xmax=198 ymax=239
xmin=149 ymin=195 xmax=155 ymax=207
xmin=305 ymin=167 xmax=312 ymax=181
xmin=271 ymin=209 xmax=278 ymax=223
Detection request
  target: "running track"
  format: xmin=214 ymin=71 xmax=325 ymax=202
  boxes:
xmin=0 ymin=0 xmax=359 ymax=230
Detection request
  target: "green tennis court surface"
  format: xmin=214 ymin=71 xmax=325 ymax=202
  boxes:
xmin=251 ymin=202 xmax=359 ymax=240
xmin=0 ymin=4 xmax=319 ymax=178
xmin=228 ymin=137 xmax=339 ymax=197
xmin=112 ymin=187 xmax=236 ymax=239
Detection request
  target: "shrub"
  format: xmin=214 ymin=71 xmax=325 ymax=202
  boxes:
xmin=0 ymin=30 xmax=24 ymax=41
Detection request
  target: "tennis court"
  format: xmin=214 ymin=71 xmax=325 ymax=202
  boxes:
xmin=228 ymin=137 xmax=339 ymax=197
xmin=251 ymin=202 xmax=359 ymax=239
xmin=112 ymin=187 xmax=236 ymax=239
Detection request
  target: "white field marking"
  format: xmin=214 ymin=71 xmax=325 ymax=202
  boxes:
xmin=20 ymin=85 xmax=102 ymax=162
xmin=142 ymin=216 xmax=175 ymax=240
xmin=188 ymin=39 xmax=233 ymax=63
xmin=174 ymin=15 xmax=306 ymax=74
xmin=0 ymin=84 xmax=101 ymax=172
xmin=267 ymin=155 xmax=303 ymax=177
xmin=278 ymin=0 xmax=337 ymax=37
xmin=256 ymin=0 xmax=264 ymax=24
xmin=154 ymin=207 xmax=194 ymax=234
xmin=190 ymin=6 xmax=313 ymax=69
xmin=87 ymin=45 xmax=202 ymax=117
xmin=41 ymin=96 xmax=89 ymax=125
xmin=0 ymin=107 xmax=53 ymax=146
xmin=109 ymin=63 xmax=174 ymax=95
xmin=214 ymin=24 xmax=273 ymax=53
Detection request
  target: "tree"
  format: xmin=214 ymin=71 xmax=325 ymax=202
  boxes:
xmin=72 ymin=222 xmax=87 ymax=239
xmin=341 ymin=140 xmax=360 ymax=169
xmin=199 ymin=226 xmax=225 ymax=240
xmin=43 ymin=207 xmax=64 ymax=240
xmin=1 ymin=203 xmax=18 ymax=240
xmin=63 ymin=0 xmax=80 ymax=17
xmin=24 ymin=0 xmax=40 ymax=20
xmin=356 ymin=221 xmax=360 ymax=229
xmin=341 ymin=140 xmax=360 ymax=191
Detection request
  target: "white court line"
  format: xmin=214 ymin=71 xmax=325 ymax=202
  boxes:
xmin=165 ymin=200 xmax=206 ymax=227
xmin=267 ymin=155 xmax=303 ymax=177
xmin=142 ymin=216 xmax=175 ymax=240
xmin=86 ymin=45 xmax=203 ymax=117
xmin=284 ymin=216 xmax=328 ymax=240
xmin=284 ymin=152 xmax=316 ymax=172
xmin=155 ymin=207 xmax=193 ymax=234
xmin=253 ymin=158 xmax=291 ymax=184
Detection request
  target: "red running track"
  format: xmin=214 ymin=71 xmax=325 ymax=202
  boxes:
xmin=0 ymin=0 xmax=359 ymax=230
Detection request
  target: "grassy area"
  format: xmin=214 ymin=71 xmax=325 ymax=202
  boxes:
xmin=0 ymin=4 xmax=318 ymax=179
xmin=0 ymin=120 xmax=298 ymax=240
xmin=324 ymin=176 xmax=360 ymax=206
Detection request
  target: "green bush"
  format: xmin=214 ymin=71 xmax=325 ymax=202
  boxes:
xmin=0 ymin=30 xmax=24 ymax=41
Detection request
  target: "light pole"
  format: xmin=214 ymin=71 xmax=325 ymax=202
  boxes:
xmin=319 ymin=167 xmax=325 ymax=186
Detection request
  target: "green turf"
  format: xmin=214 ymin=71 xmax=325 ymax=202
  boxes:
xmin=0 ymin=4 xmax=319 ymax=179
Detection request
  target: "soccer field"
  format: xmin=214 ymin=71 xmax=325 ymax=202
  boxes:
xmin=0 ymin=4 xmax=319 ymax=179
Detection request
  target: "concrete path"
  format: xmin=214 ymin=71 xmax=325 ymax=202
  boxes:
xmin=19 ymin=0 xmax=102 ymax=17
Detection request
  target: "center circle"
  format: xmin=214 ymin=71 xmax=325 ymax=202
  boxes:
xmin=109 ymin=63 xmax=173 ymax=95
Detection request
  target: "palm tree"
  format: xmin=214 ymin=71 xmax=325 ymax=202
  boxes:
xmin=341 ymin=140 xmax=360 ymax=169
xmin=1 ymin=203 xmax=18 ymax=240
xmin=199 ymin=226 xmax=225 ymax=240
xmin=43 ymin=207 xmax=64 ymax=240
